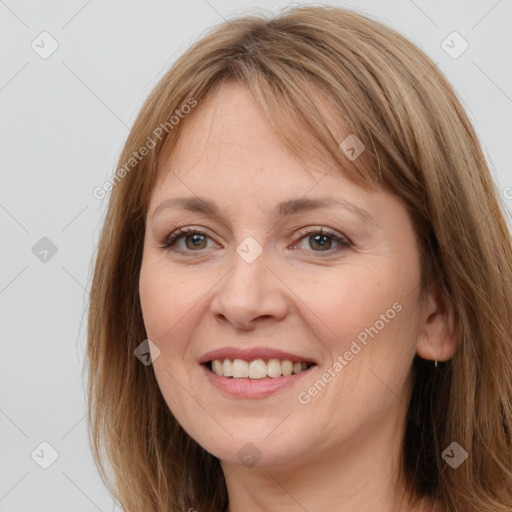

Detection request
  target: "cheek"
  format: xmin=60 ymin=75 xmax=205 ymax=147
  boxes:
xmin=291 ymin=264 xmax=400 ymax=338
xmin=138 ymin=256 xmax=197 ymax=346
xmin=287 ymin=257 xmax=421 ymax=378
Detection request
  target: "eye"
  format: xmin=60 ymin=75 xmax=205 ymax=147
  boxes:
xmin=159 ymin=226 xmax=352 ymax=256
xmin=292 ymin=227 xmax=352 ymax=255
xmin=160 ymin=227 xmax=217 ymax=252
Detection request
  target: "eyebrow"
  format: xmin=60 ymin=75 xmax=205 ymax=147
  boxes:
xmin=151 ymin=196 xmax=373 ymax=223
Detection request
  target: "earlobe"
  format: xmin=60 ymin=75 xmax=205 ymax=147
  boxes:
xmin=416 ymin=285 xmax=459 ymax=363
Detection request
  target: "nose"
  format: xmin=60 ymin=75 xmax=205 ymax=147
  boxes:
xmin=209 ymin=248 xmax=289 ymax=331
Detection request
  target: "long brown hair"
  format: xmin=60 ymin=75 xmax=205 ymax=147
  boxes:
xmin=86 ymin=5 xmax=512 ymax=511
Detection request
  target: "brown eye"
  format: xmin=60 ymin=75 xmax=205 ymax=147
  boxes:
xmin=308 ymin=233 xmax=335 ymax=251
xmin=162 ymin=228 xmax=216 ymax=252
xmin=293 ymin=227 xmax=351 ymax=255
xmin=184 ymin=233 xmax=208 ymax=250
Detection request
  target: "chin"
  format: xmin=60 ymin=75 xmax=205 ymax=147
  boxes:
xmin=187 ymin=421 xmax=311 ymax=469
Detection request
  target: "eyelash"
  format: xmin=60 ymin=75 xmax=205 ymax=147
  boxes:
xmin=159 ymin=226 xmax=352 ymax=257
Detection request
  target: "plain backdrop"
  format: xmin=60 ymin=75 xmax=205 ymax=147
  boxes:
xmin=1 ymin=0 xmax=511 ymax=510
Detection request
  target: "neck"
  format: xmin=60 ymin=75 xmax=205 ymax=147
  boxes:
xmin=221 ymin=399 xmax=427 ymax=512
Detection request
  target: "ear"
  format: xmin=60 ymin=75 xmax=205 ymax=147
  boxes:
xmin=416 ymin=283 xmax=459 ymax=362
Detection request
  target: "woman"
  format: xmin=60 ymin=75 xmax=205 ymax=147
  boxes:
xmin=87 ymin=5 xmax=512 ymax=512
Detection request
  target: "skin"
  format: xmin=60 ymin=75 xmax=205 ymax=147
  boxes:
xmin=139 ymin=80 xmax=457 ymax=512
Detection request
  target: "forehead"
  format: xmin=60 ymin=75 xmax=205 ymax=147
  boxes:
xmin=152 ymin=81 xmax=366 ymax=205
xmin=164 ymin=82 xmax=316 ymax=174
xmin=145 ymin=83 xmax=418 ymax=246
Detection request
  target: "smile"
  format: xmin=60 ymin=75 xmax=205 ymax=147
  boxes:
xmin=207 ymin=358 xmax=314 ymax=378
xmin=199 ymin=346 xmax=317 ymax=398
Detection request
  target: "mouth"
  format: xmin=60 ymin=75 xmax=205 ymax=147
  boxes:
xmin=198 ymin=347 xmax=318 ymax=398
xmin=204 ymin=358 xmax=316 ymax=379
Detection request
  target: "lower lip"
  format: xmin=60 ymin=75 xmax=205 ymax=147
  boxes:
xmin=201 ymin=364 xmax=315 ymax=399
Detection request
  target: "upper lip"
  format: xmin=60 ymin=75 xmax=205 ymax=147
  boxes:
xmin=199 ymin=346 xmax=318 ymax=365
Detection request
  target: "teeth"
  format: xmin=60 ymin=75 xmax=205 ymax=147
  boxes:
xmin=212 ymin=360 xmax=224 ymax=375
xmin=232 ymin=359 xmax=249 ymax=378
xmin=281 ymin=360 xmax=293 ymax=376
xmin=248 ymin=359 xmax=267 ymax=379
xmin=210 ymin=358 xmax=310 ymax=378
xmin=267 ymin=359 xmax=282 ymax=378
xmin=223 ymin=359 xmax=233 ymax=377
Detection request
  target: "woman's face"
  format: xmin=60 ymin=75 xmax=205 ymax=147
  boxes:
xmin=139 ymin=81 xmax=432 ymax=469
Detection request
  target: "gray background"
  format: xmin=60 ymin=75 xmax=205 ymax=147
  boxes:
xmin=1 ymin=0 xmax=511 ymax=510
